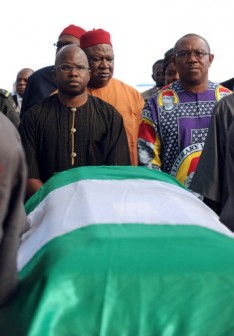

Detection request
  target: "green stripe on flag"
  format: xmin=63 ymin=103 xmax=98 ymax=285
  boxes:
xmin=1 ymin=224 xmax=234 ymax=335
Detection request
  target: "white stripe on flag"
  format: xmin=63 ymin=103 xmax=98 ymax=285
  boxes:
xmin=18 ymin=178 xmax=233 ymax=271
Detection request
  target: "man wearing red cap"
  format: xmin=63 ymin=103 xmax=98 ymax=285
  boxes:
xmin=21 ymin=24 xmax=86 ymax=118
xmin=138 ymin=33 xmax=232 ymax=187
xmin=80 ymin=29 xmax=144 ymax=166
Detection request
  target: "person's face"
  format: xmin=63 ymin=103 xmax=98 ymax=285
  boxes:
xmin=54 ymin=46 xmax=90 ymax=96
xmin=162 ymin=95 xmax=174 ymax=106
xmin=165 ymin=62 xmax=179 ymax=85
xmin=152 ymin=63 xmax=165 ymax=88
xmin=55 ymin=34 xmax=81 ymax=54
xmin=16 ymin=69 xmax=34 ymax=97
xmin=84 ymin=44 xmax=114 ymax=88
xmin=174 ymin=36 xmax=214 ymax=87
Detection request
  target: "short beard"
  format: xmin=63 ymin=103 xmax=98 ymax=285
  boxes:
xmin=60 ymin=88 xmax=84 ymax=97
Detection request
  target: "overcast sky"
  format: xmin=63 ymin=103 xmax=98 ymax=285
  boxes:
xmin=1 ymin=0 xmax=233 ymax=92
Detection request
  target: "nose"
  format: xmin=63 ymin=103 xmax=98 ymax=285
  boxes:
xmin=99 ymin=58 xmax=109 ymax=67
xmin=187 ymin=51 xmax=198 ymax=61
xmin=69 ymin=67 xmax=79 ymax=75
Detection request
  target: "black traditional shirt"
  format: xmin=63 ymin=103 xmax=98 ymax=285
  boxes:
xmin=20 ymin=94 xmax=130 ymax=183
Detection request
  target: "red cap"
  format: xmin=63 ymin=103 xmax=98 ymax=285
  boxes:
xmin=162 ymin=90 xmax=174 ymax=97
xmin=59 ymin=25 xmax=86 ymax=39
xmin=80 ymin=29 xmax=112 ymax=48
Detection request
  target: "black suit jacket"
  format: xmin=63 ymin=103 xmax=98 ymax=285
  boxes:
xmin=20 ymin=65 xmax=57 ymax=118
xmin=11 ymin=94 xmax=18 ymax=106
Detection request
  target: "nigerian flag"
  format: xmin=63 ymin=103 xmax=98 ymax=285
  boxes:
xmin=1 ymin=166 xmax=234 ymax=335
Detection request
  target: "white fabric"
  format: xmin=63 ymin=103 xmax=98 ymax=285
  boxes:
xmin=18 ymin=179 xmax=233 ymax=271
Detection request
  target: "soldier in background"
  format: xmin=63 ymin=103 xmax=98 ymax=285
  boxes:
xmin=0 ymin=88 xmax=20 ymax=128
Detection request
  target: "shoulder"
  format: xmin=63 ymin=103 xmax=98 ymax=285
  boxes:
xmin=215 ymin=91 xmax=234 ymax=106
xmin=214 ymin=84 xmax=233 ymax=102
xmin=112 ymin=78 xmax=137 ymax=91
xmin=88 ymin=94 xmax=117 ymax=109
xmin=27 ymin=65 xmax=55 ymax=83
xmin=141 ymin=87 xmax=155 ymax=101
xmin=111 ymin=78 xmax=145 ymax=107
xmin=33 ymin=65 xmax=54 ymax=76
xmin=87 ymin=95 xmax=122 ymax=117
xmin=22 ymin=95 xmax=54 ymax=120
xmin=0 ymin=88 xmax=10 ymax=98
xmin=211 ymin=93 xmax=234 ymax=125
xmin=0 ymin=112 xmax=21 ymax=149
xmin=220 ymin=78 xmax=234 ymax=90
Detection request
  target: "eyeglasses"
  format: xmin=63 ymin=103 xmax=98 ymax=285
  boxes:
xmin=53 ymin=41 xmax=76 ymax=49
xmin=175 ymin=50 xmax=210 ymax=60
xmin=54 ymin=64 xmax=90 ymax=73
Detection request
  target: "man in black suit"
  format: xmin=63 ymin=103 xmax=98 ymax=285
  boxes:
xmin=12 ymin=68 xmax=34 ymax=113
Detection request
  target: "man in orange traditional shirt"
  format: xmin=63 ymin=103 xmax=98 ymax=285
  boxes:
xmin=80 ymin=29 xmax=144 ymax=165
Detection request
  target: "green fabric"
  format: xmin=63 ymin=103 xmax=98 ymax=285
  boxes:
xmin=25 ymin=166 xmax=184 ymax=214
xmin=1 ymin=224 xmax=234 ymax=335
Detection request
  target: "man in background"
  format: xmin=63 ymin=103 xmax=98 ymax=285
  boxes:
xmin=141 ymin=59 xmax=165 ymax=101
xmin=0 ymin=88 xmax=20 ymax=128
xmin=80 ymin=28 xmax=144 ymax=165
xmin=20 ymin=24 xmax=86 ymax=118
xmin=12 ymin=68 xmax=34 ymax=113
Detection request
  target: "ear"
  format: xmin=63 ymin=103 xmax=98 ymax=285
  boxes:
xmin=208 ymin=53 xmax=214 ymax=66
xmin=152 ymin=74 xmax=155 ymax=81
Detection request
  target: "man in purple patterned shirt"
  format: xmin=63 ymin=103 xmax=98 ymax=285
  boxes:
xmin=138 ymin=33 xmax=231 ymax=187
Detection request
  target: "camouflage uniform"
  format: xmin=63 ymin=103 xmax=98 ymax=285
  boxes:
xmin=0 ymin=89 xmax=20 ymax=128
